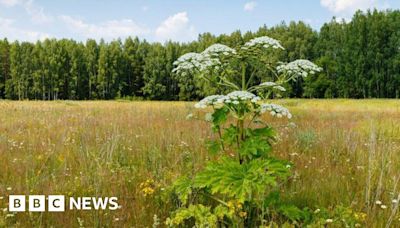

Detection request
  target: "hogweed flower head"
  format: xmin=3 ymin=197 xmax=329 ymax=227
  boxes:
xmin=243 ymin=36 xmax=284 ymax=50
xmin=277 ymin=59 xmax=322 ymax=78
xmin=202 ymin=44 xmax=236 ymax=57
xmin=194 ymin=95 xmax=225 ymax=109
xmin=260 ymin=103 xmax=292 ymax=119
xmin=194 ymin=91 xmax=261 ymax=109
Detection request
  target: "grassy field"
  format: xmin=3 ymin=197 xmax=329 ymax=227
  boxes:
xmin=0 ymin=99 xmax=400 ymax=227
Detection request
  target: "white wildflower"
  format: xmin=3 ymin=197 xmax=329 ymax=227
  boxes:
xmin=381 ymin=205 xmax=387 ymax=209
xmin=277 ymin=59 xmax=322 ymax=78
xmin=172 ymin=52 xmax=204 ymax=73
xmin=326 ymin=219 xmax=333 ymax=223
xmin=194 ymin=95 xmax=225 ymax=109
xmin=6 ymin=187 xmax=12 ymax=191
xmin=260 ymin=103 xmax=292 ymax=119
xmin=392 ymin=199 xmax=398 ymax=204
xmin=375 ymin=200 xmax=382 ymax=205
xmin=225 ymin=91 xmax=260 ymax=103
xmin=202 ymin=44 xmax=236 ymax=57
xmin=243 ymin=36 xmax=284 ymax=50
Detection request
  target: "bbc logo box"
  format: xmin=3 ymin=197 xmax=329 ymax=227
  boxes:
xmin=9 ymin=195 xmax=65 ymax=212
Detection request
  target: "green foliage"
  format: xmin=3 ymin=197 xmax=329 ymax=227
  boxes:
xmin=165 ymin=204 xmax=219 ymax=227
xmin=194 ymin=158 xmax=290 ymax=203
xmin=1 ymin=10 xmax=399 ymax=100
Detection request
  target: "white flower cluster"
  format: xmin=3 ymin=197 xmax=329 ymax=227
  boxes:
xmin=224 ymin=91 xmax=261 ymax=104
xmin=172 ymin=44 xmax=236 ymax=74
xmin=202 ymin=44 xmax=237 ymax=57
xmin=194 ymin=95 xmax=225 ymax=108
xmin=260 ymin=103 xmax=292 ymax=119
xmin=194 ymin=91 xmax=261 ymax=108
xmin=243 ymin=36 xmax=284 ymax=50
xmin=277 ymin=59 xmax=322 ymax=78
xmin=259 ymin=81 xmax=286 ymax=92
xmin=172 ymin=52 xmax=204 ymax=73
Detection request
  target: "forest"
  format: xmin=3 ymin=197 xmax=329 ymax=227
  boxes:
xmin=0 ymin=9 xmax=399 ymax=100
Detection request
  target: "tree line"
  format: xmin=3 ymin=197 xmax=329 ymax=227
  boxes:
xmin=0 ymin=9 xmax=399 ymax=100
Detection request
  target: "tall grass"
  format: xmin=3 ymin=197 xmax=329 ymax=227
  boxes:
xmin=0 ymin=99 xmax=399 ymax=227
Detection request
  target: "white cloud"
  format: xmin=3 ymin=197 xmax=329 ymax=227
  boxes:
xmin=155 ymin=12 xmax=196 ymax=42
xmin=0 ymin=0 xmax=20 ymax=7
xmin=59 ymin=15 xmax=151 ymax=40
xmin=0 ymin=0 xmax=52 ymax=24
xmin=244 ymin=1 xmax=257 ymax=12
xmin=0 ymin=17 xmax=51 ymax=41
xmin=24 ymin=0 xmax=52 ymax=24
xmin=320 ymin=0 xmax=389 ymax=14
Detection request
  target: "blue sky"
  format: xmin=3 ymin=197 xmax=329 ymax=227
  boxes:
xmin=0 ymin=0 xmax=399 ymax=42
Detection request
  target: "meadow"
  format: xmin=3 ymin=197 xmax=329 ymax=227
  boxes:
xmin=0 ymin=99 xmax=400 ymax=227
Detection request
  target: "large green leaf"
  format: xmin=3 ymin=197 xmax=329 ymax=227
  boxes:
xmin=194 ymin=157 xmax=290 ymax=202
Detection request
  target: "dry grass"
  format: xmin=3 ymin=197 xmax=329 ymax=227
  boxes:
xmin=0 ymin=99 xmax=399 ymax=227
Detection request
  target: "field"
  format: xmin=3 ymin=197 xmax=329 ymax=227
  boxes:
xmin=0 ymin=100 xmax=400 ymax=227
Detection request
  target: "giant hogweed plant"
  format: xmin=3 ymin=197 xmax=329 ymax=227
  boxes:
xmin=166 ymin=36 xmax=322 ymax=227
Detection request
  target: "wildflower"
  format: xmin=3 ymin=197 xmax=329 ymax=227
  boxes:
xmin=225 ymin=91 xmax=260 ymax=103
xmin=354 ymin=212 xmax=367 ymax=222
xmin=172 ymin=52 xmax=204 ymax=73
xmin=239 ymin=211 xmax=247 ymax=218
xmin=286 ymin=164 xmax=291 ymax=169
xmin=194 ymin=91 xmax=261 ymax=109
xmin=140 ymin=179 xmax=156 ymax=197
xmin=381 ymin=205 xmax=387 ymax=209
xmin=202 ymin=44 xmax=236 ymax=57
xmin=260 ymin=103 xmax=292 ymax=119
xmin=277 ymin=59 xmax=322 ymax=78
xmin=227 ymin=200 xmax=235 ymax=210
xmin=392 ymin=199 xmax=398 ymax=204
xmin=314 ymin=208 xmax=320 ymax=214
xmin=375 ymin=200 xmax=382 ymax=205
xmin=6 ymin=187 xmax=12 ymax=191
xmin=243 ymin=36 xmax=284 ymax=50
xmin=194 ymin=95 xmax=225 ymax=108
xmin=326 ymin=219 xmax=333 ymax=223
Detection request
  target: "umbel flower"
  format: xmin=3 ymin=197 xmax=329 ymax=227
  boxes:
xmin=172 ymin=43 xmax=236 ymax=75
xmin=277 ymin=59 xmax=323 ymax=78
xmin=242 ymin=36 xmax=285 ymax=50
xmin=194 ymin=90 xmax=292 ymax=119
xmin=259 ymin=103 xmax=292 ymax=119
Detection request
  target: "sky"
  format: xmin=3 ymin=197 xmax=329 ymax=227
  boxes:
xmin=0 ymin=0 xmax=399 ymax=43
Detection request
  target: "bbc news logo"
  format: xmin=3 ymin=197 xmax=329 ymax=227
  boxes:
xmin=9 ymin=195 xmax=119 ymax=212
